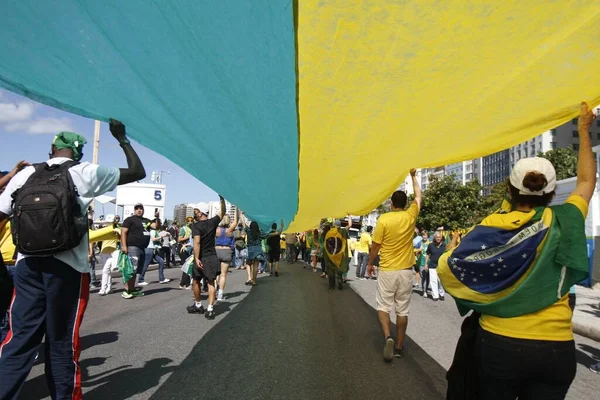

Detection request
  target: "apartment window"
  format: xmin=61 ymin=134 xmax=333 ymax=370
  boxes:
xmin=550 ymin=129 xmax=557 ymax=136
xmin=551 ymin=142 xmax=557 ymax=149
xmin=597 ymin=133 xmax=600 ymax=140
xmin=572 ymin=118 xmax=578 ymax=125
xmin=597 ymin=120 xmax=600 ymax=127
xmin=572 ymin=144 xmax=579 ymax=151
xmin=572 ymin=130 xmax=578 ymax=137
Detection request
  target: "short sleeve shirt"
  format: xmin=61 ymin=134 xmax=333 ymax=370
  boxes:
xmin=426 ymin=242 xmax=446 ymax=268
xmin=192 ymin=216 xmax=221 ymax=258
xmin=355 ymin=232 xmax=372 ymax=253
xmin=372 ymin=203 xmax=419 ymax=271
xmin=122 ymin=216 xmax=151 ymax=249
xmin=0 ymin=158 xmax=120 ymax=273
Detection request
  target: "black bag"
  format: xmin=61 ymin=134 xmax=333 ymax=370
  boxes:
xmin=11 ymin=161 xmax=88 ymax=256
xmin=446 ymin=311 xmax=481 ymax=400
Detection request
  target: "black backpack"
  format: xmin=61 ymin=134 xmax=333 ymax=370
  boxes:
xmin=11 ymin=161 xmax=88 ymax=256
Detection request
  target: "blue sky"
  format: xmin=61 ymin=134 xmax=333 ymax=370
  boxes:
xmin=0 ymin=90 xmax=217 ymax=218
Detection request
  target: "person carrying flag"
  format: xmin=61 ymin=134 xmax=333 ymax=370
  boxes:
xmin=439 ymin=102 xmax=597 ymax=400
xmin=323 ymin=218 xmax=352 ymax=290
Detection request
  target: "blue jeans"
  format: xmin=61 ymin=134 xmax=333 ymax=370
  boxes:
xmin=128 ymin=246 xmax=147 ymax=282
xmin=357 ymin=252 xmax=368 ymax=277
xmin=138 ymin=247 xmax=154 ymax=282
xmin=154 ymin=253 xmax=166 ymax=281
xmin=234 ymin=248 xmax=247 ymax=267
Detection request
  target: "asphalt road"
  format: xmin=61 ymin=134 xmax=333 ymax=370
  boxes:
xmin=348 ymin=267 xmax=600 ymax=400
xmin=18 ymin=262 xmax=447 ymax=400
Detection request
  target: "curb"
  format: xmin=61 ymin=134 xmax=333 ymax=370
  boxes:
xmin=573 ymin=320 xmax=600 ymax=342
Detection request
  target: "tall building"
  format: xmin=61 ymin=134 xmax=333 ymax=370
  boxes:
xmin=173 ymin=203 xmax=194 ymax=224
xmin=481 ymin=150 xmax=511 ymax=193
xmin=420 ymin=166 xmax=445 ymax=191
xmin=445 ymin=160 xmax=478 ymax=185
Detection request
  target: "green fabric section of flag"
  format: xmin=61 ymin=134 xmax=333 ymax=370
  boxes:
xmin=453 ymin=204 xmax=588 ymax=318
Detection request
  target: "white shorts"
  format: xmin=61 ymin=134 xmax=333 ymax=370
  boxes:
xmin=376 ymin=269 xmax=414 ymax=317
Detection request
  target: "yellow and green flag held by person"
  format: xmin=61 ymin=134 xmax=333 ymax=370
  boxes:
xmin=438 ymin=196 xmax=589 ymax=318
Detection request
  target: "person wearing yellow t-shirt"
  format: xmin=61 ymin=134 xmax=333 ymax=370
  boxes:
xmin=368 ymin=168 xmax=421 ymax=362
xmin=355 ymin=226 xmax=373 ymax=280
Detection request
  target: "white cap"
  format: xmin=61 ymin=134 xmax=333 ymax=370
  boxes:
xmin=509 ymin=157 xmax=556 ymax=196
xmin=193 ymin=202 xmax=210 ymax=216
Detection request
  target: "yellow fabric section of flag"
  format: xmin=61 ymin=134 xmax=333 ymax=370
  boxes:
xmin=438 ymin=207 xmax=553 ymax=303
xmin=286 ymin=0 xmax=600 ymax=232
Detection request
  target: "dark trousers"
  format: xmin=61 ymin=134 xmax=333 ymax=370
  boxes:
xmin=160 ymin=246 xmax=171 ymax=268
xmin=179 ymin=247 xmax=191 ymax=287
xmin=421 ymin=268 xmax=430 ymax=292
xmin=476 ymin=327 xmax=576 ymax=400
xmin=0 ymin=257 xmax=90 ymax=400
xmin=356 ymin=252 xmax=368 ymax=277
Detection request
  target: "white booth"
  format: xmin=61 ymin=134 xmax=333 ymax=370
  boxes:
xmin=116 ymin=183 xmax=167 ymax=221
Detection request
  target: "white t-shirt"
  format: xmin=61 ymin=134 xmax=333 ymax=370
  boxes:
xmin=0 ymin=157 xmax=120 ymax=273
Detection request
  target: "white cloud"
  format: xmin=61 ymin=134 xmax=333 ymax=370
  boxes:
xmin=0 ymin=101 xmax=35 ymax=123
xmin=0 ymin=96 xmax=74 ymax=134
xmin=5 ymin=117 xmax=74 ymax=134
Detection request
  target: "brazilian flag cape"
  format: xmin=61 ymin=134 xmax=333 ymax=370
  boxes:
xmin=438 ymin=199 xmax=589 ymax=318
xmin=324 ymin=227 xmax=350 ymax=273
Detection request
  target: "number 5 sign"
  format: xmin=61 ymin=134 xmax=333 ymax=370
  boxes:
xmin=154 ymin=190 xmax=163 ymax=201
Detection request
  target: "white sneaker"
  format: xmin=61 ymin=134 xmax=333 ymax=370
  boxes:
xmin=98 ymin=290 xmax=106 ymax=296
xmin=216 ymin=292 xmax=224 ymax=302
xmin=159 ymin=279 xmax=171 ymax=284
xmin=137 ymin=281 xmax=149 ymax=286
xmin=422 ymin=292 xmax=427 ymax=298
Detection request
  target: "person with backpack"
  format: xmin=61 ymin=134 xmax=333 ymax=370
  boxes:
xmin=0 ymin=120 xmax=145 ymax=399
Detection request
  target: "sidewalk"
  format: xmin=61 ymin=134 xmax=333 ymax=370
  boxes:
xmin=573 ymin=285 xmax=600 ymax=342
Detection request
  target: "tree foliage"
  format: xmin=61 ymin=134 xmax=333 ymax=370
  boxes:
xmin=537 ymin=147 xmax=578 ymax=181
xmin=414 ymin=175 xmax=489 ymax=231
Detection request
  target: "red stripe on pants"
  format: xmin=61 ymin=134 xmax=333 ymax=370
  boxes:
xmin=0 ymin=288 xmax=16 ymax=355
xmin=71 ymin=273 xmax=90 ymax=400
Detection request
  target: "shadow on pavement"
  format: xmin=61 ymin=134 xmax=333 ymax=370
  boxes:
xmin=83 ymin=358 xmax=175 ymax=400
xmin=149 ymin=265 xmax=447 ymax=400
xmin=576 ymin=343 xmax=600 ymax=368
xmin=142 ymin=287 xmax=177 ymax=296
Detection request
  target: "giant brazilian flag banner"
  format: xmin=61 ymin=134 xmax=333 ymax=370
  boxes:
xmin=1 ymin=1 xmax=599 ymax=231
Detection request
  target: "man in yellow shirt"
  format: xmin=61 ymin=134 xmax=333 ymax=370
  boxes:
xmin=355 ymin=226 xmax=373 ymax=280
xmin=368 ymin=168 xmax=421 ymax=361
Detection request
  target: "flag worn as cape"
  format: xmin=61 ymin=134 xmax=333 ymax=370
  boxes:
xmin=438 ymin=198 xmax=588 ymax=318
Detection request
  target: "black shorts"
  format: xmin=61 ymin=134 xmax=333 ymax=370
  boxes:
xmin=192 ymin=254 xmax=220 ymax=282
xmin=268 ymin=251 xmax=280 ymax=263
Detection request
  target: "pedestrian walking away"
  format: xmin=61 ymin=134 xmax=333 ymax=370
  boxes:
xmin=368 ymin=168 xmax=422 ymax=362
xmin=0 ymin=120 xmax=145 ymax=399
xmin=440 ymin=102 xmax=597 ymax=400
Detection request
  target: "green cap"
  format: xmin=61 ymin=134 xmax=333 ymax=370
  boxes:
xmin=53 ymin=131 xmax=87 ymax=161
